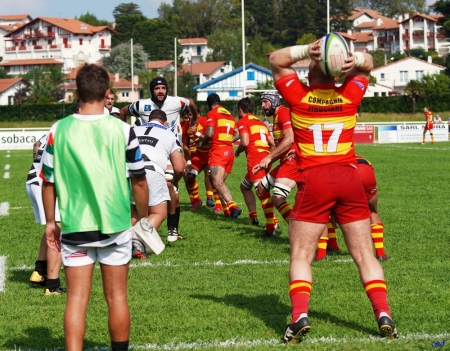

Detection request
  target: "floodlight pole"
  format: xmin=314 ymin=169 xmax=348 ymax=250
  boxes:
xmin=131 ymin=38 xmax=134 ymax=100
xmin=174 ymin=37 xmax=178 ymax=96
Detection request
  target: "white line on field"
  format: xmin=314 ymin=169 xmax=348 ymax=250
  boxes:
xmin=10 ymin=206 xmax=30 ymax=210
xmin=5 ymin=154 xmax=10 ymax=158
xmin=4 ymin=164 xmax=10 ymax=170
xmin=3 ymin=172 xmax=9 ymax=179
xmin=0 ymin=202 xmax=9 ymax=216
xmin=373 ymin=144 xmax=450 ymax=151
xmin=129 ymin=332 xmax=450 ymax=350
xmin=10 ymin=257 xmax=355 ymax=273
xmin=6 ymin=150 xmax=10 ymax=153
xmin=0 ymin=256 xmax=5 ymax=292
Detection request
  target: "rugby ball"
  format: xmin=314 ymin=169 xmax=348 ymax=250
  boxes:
xmin=317 ymin=32 xmax=349 ymax=78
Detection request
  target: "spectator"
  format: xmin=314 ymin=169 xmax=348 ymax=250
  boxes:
xmin=434 ymin=114 xmax=442 ymax=124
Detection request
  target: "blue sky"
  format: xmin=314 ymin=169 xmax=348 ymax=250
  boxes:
xmin=0 ymin=0 xmax=169 ymax=23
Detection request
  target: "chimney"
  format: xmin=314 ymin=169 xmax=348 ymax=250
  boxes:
xmin=398 ymin=15 xmax=403 ymax=22
xmin=405 ymin=13 xmax=409 ymax=19
xmin=377 ymin=18 xmax=382 ymax=26
xmin=115 ymin=73 xmax=119 ymax=82
xmin=133 ymin=75 xmax=138 ymax=85
xmin=428 ymin=56 xmax=432 ymax=63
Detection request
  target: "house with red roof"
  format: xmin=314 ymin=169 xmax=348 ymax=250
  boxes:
xmin=0 ymin=14 xmax=31 ymax=59
xmin=0 ymin=78 xmax=26 ymax=105
xmin=340 ymin=9 xmax=450 ymax=55
xmin=181 ymin=61 xmax=232 ymax=86
xmin=2 ymin=17 xmax=114 ymax=74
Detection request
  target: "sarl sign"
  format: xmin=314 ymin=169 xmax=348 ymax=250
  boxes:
xmin=354 ymin=125 xmax=374 ymax=144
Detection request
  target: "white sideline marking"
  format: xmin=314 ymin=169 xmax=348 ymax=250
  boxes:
xmin=0 ymin=202 xmax=9 ymax=216
xmin=3 ymin=172 xmax=9 ymax=179
xmin=0 ymin=256 xmax=6 ymax=292
xmin=6 ymin=150 xmax=10 ymax=153
xmin=373 ymin=144 xmax=450 ymax=151
xmin=4 ymin=164 xmax=10 ymax=170
xmin=130 ymin=332 xmax=450 ymax=350
xmin=11 ymin=258 xmax=355 ymax=272
xmin=6 ymin=154 xmax=10 ymax=158
xmin=10 ymin=206 xmax=30 ymax=210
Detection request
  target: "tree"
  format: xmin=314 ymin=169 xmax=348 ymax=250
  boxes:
xmin=76 ymin=12 xmax=111 ymax=27
xmin=296 ymin=33 xmax=318 ymax=45
xmin=206 ymin=29 xmax=242 ymax=67
xmin=103 ymin=43 xmax=148 ymax=80
xmin=404 ymin=79 xmax=426 ymax=113
xmin=434 ymin=0 xmax=450 ymax=37
xmin=0 ymin=68 xmax=8 ymax=78
xmin=133 ymin=19 xmax=177 ymax=60
xmin=111 ymin=14 xmax=147 ymax=47
xmin=113 ymin=2 xmax=143 ymax=19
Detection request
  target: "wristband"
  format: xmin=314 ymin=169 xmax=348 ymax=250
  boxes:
xmin=290 ymin=45 xmax=310 ymax=62
xmin=195 ymin=131 xmax=201 ymax=137
xmin=353 ymin=52 xmax=365 ymax=67
xmin=187 ymin=160 xmax=192 ymax=165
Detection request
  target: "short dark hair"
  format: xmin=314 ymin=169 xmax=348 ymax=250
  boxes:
xmin=76 ymin=64 xmax=109 ymax=103
xmin=237 ymin=97 xmax=254 ymax=114
xmin=149 ymin=109 xmax=167 ymax=122
xmin=74 ymin=100 xmax=82 ymax=113
xmin=207 ymin=93 xmax=220 ymax=109
xmin=108 ymin=88 xmax=115 ymax=96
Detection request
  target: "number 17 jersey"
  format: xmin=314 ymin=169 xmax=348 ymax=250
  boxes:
xmin=275 ymin=73 xmax=368 ymax=170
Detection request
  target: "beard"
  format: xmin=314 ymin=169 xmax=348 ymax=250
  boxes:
xmin=263 ymin=107 xmax=275 ymax=117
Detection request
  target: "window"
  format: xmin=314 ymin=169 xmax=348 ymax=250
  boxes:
xmin=197 ymin=46 xmax=201 ymax=55
xmin=380 ymin=73 xmax=385 ymax=81
xmin=79 ymin=38 xmax=83 ymax=45
xmin=229 ymin=91 xmax=238 ymax=97
xmin=247 ymin=71 xmax=255 ymax=80
xmin=416 ymin=70 xmax=424 ymax=80
xmin=122 ymin=92 xmax=129 ymax=97
xmin=400 ymin=71 xmax=408 ymax=82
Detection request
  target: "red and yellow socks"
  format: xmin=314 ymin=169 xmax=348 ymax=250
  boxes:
xmin=258 ymin=191 xmax=275 ymax=232
xmin=315 ymin=236 xmax=328 ymax=260
xmin=371 ymin=223 xmax=387 ymax=259
xmin=187 ymin=180 xmax=201 ymax=203
xmin=289 ymin=280 xmax=312 ymax=323
xmin=327 ymin=223 xmax=339 ymax=252
xmin=276 ymin=201 xmax=291 ymax=223
xmin=364 ymin=279 xmax=391 ymax=320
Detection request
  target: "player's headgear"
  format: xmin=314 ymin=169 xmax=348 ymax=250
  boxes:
xmin=207 ymin=93 xmax=221 ymax=109
xmin=261 ymin=91 xmax=280 ymax=116
xmin=150 ymin=77 xmax=168 ymax=103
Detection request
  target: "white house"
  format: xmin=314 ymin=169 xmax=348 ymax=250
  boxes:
xmin=193 ymin=63 xmax=273 ymax=101
xmin=181 ymin=61 xmax=233 ymax=86
xmin=343 ymin=9 xmax=450 ymax=55
xmin=178 ymin=38 xmax=212 ymax=64
xmin=0 ymin=14 xmax=31 ymax=60
xmin=371 ymin=56 xmax=445 ymax=93
xmin=2 ymin=17 xmax=114 ymax=74
xmin=0 ymin=78 xmax=26 ymax=105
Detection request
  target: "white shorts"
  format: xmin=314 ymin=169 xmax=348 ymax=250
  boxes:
xmin=131 ymin=170 xmax=170 ymax=207
xmin=61 ymin=230 xmax=132 ymax=267
xmin=25 ymin=183 xmax=60 ymax=225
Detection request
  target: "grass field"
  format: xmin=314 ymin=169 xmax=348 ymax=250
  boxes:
xmin=1 ymin=142 xmax=450 ymax=351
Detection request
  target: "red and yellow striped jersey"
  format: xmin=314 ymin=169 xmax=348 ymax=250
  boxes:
xmin=272 ymin=105 xmax=295 ymax=160
xmin=275 ymin=73 xmax=368 ymax=170
xmin=206 ymin=105 xmax=236 ymax=148
xmin=182 ymin=116 xmax=210 ymax=153
xmin=237 ymin=114 xmax=271 ymax=156
xmin=425 ymin=110 xmax=432 ymax=123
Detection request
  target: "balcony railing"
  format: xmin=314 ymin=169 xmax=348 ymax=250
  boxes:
xmin=377 ymin=37 xmax=386 ymax=42
xmin=99 ymin=45 xmax=111 ymax=50
xmin=5 ymin=47 xmax=16 ymax=51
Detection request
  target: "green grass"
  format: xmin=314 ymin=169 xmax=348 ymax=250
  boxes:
xmin=0 ymin=143 xmax=450 ymax=350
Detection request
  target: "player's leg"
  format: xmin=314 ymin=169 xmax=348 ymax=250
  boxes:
xmin=26 ymin=183 xmax=48 ymax=284
xmin=184 ymin=170 xmax=201 ymax=210
xmin=368 ymin=194 xmax=388 ymax=260
xmin=63 ymin=248 xmax=95 ymax=350
xmin=209 ymin=165 xmax=241 ymax=218
xmin=204 ymin=167 xmax=215 ymax=208
xmin=431 ymin=131 xmax=434 ymax=144
xmin=254 ymin=179 xmax=276 ymax=235
xmin=240 ymin=178 xmax=258 ymax=225
xmin=101 ymin=263 xmax=130 ymax=349
xmin=284 ymin=220 xmax=325 ymax=343
xmin=272 ymin=177 xmax=296 ymax=223
xmin=45 ymin=214 xmax=65 ymax=295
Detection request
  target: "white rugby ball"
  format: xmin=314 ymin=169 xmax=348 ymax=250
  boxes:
xmin=317 ymin=32 xmax=349 ymax=78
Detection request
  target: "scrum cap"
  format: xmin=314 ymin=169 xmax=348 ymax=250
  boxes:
xmin=260 ymin=91 xmax=281 ymax=109
xmin=150 ymin=77 xmax=168 ymax=93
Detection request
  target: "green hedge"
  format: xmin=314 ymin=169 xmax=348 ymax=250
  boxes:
xmin=2 ymin=94 xmax=450 ymax=122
